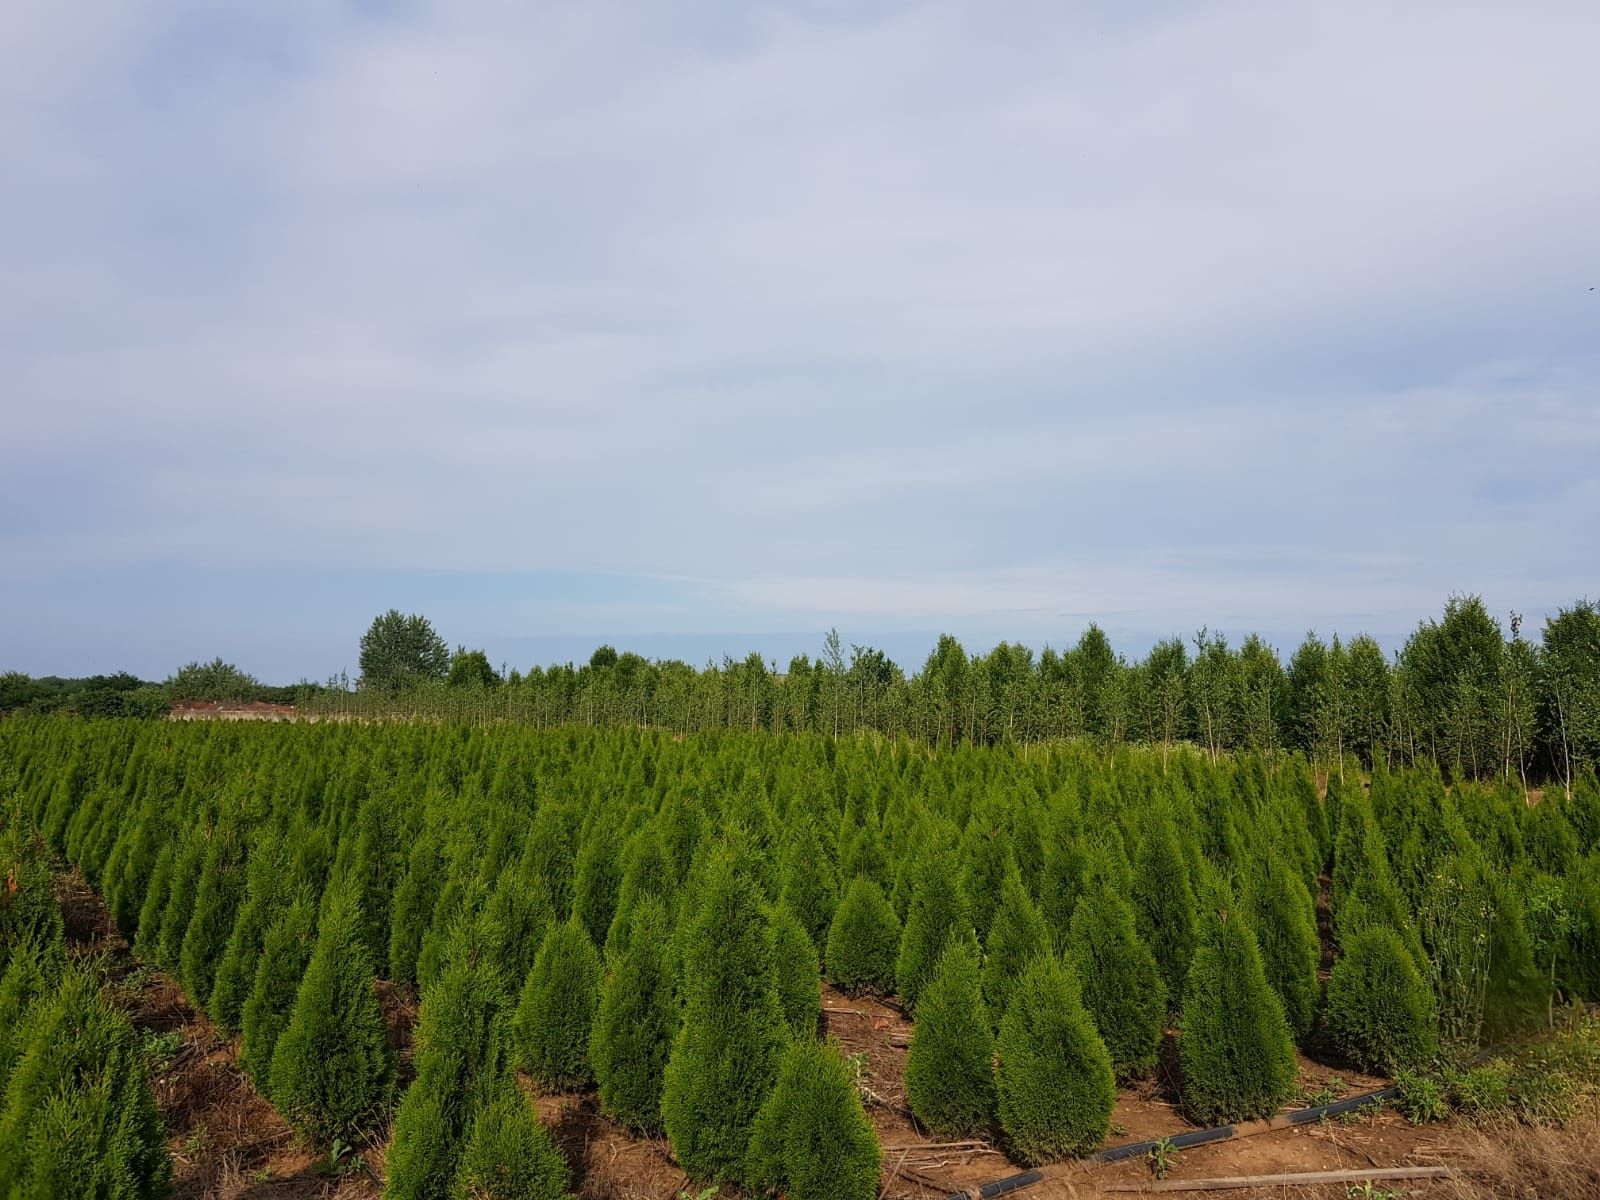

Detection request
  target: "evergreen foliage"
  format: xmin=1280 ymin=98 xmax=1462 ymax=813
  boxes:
xmin=1065 ymin=885 xmax=1165 ymax=1080
xmin=981 ymin=871 xmax=1051 ymax=1026
xmin=1132 ymin=808 xmax=1198 ymax=1011
xmin=904 ymin=933 xmax=995 ymax=1137
xmin=896 ymin=853 xmax=970 ymax=1012
xmin=450 ymin=1080 xmax=571 ymax=1200
xmin=239 ymin=891 xmax=317 ymax=1095
xmin=825 ymin=876 xmax=900 ymax=994
xmin=1325 ymin=925 xmax=1438 ymax=1074
xmin=269 ymin=886 xmax=394 ymax=1146
xmin=512 ymin=918 xmax=603 ymax=1091
xmin=1178 ymin=910 xmax=1298 ymax=1125
xmin=661 ymin=850 xmax=785 ymax=1184
xmin=995 ymin=955 xmax=1115 ymax=1164
xmin=746 ymin=1037 xmax=881 ymax=1200
xmin=591 ymin=895 xmax=677 ymax=1131
xmin=770 ymin=901 xmax=822 ymax=1038
xmin=1246 ymin=850 xmax=1322 ymax=1042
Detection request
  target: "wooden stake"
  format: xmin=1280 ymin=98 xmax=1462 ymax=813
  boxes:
xmin=1102 ymin=1165 xmax=1453 ymax=1193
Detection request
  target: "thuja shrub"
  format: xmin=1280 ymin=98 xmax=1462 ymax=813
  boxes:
xmin=896 ymin=853 xmax=971 ymax=1012
xmin=661 ymin=849 xmax=785 ymax=1184
xmin=825 ymin=876 xmax=900 ymax=995
xmin=512 ymin=918 xmax=603 ymax=1091
xmin=591 ymin=895 xmax=677 ymax=1131
xmin=0 ymin=828 xmax=63 ymax=971
xmin=995 ymin=955 xmax=1115 ymax=1164
xmin=1065 ymin=885 xmax=1166 ymax=1080
xmin=746 ymin=1037 xmax=881 ymax=1200
xmin=1325 ymin=926 xmax=1438 ymax=1075
xmin=778 ymin=817 xmax=841 ymax=951
xmin=239 ymin=891 xmax=317 ymax=1096
xmin=1247 ymin=851 xmax=1322 ymax=1043
xmin=0 ymin=963 xmax=172 ymax=1200
xmin=904 ymin=933 xmax=995 ymax=1138
xmin=1132 ymin=809 xmax=1198 ymax=1012
xmin=1178 ymin=910 xmax=1298 ymax=1125
xmin=386 ymin=956 xmax=505 ymax=1200
xmin=269 ymin=885 xmax=394 ymax=1146
xmin=180 ymin=835 xmax=244 ymax=1012
xmin=0 ymin=935 xmax=64 ymax=1086
xmin=981 ymin=871 xmax=1050 ymax=1027
xmin=770 ymin=901 xmax=822 ymax=1038
xmin=450 ymin=1079 xmax=571 ymax=1200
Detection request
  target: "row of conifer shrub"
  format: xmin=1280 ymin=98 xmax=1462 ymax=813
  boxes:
xmin=2 ymin=718 xmax=1598 ymax=1194
xmin=0 ymin=819 xmax=172 ymax=1198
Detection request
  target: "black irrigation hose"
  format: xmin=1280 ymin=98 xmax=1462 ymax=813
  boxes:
xmin=939 ymin=1084 xmax=1400 ymax=1199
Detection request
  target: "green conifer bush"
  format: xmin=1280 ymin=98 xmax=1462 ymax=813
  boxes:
xmin=0 ymin=827 xmax=62 ymax=970
xmin=824 ymin=877 xmax=900 ymax=994
xmin=591 ymin=895 xmax=677 ymax=1131
xmin=269 ymin=886 xmax=394 ymax=1146
xmin=154 ymin=835 xmax=205 ymax=971
xmin=661 ymin=850 xmax=785 ymax=1184
xmin=981 ymin=872 xmax=1050 ymax=1026
xmin=770 ymin=901 xmax=822 ymax=1038
xmin=1324 ymin=926 xmax=1438 ymax=1074
xmin=1247 ymin=852 xmax=1322 ymax=1042
xmin=1178 ymin=910 xmax=1298 ymax=1125
xmin=778 ymin=818 xmax=841 ymax=950
xmin=239 ymin=891 xmax=317 ymax=1095
xmin=896 ymin=854 xmax=970 ymax=1012
xmin=995 ymin=955 xmax=1115 ymax=1164
xmin=180 ymin=835 xmax=243 ymax=1011
xmin=450 ymin=1080 xmax=571 ymax=1200
xmin=746 ymin=1037 xmax=881 ymax=1200
xmin=1065 ymin=885 xmax=1165 ymax=1080
xmin=904 ymin=933 xmax=995 ymax=1137
xmin=512 ymin=918 xmax=603 ymax=1091
xmin=1132 ymin=809 xmax=1198 ymax=1011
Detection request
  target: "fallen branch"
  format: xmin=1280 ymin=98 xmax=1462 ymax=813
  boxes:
xmin=1101 ymin=1165 xmax=1454 ymax=1193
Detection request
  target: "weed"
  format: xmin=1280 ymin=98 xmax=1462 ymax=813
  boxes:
xmin=1395 ymin=1069 xmax=1449 ymax=1124
xmin=1147 ymin=1137 xmax=1177 ymax=1180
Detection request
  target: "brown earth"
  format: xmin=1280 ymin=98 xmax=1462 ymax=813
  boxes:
xmin=51 ymin=867 xmax=1556 ymax=1200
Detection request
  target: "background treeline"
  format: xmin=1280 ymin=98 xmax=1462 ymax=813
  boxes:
xmin=2 ymin=718 xmax=1598 ymax=1191
xmin=307 ymin=595 xmax=1600 ymax=787
xmin=0 ymin=660 xmax=320 ymax=718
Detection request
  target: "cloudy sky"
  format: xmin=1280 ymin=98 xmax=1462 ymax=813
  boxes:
xmin=3 ymin=1 xmax=1598 ymax=682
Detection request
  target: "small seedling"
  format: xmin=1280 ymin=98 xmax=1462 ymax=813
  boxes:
xmin=319 ymin=1138 xmax=361 ymax=1177
xmin=1108 ymin=1121 xmax=1127 ymax=1138
xmin=1346 ymin=1184 xmax=1400 ymax=1200
xmin=1303 ymin=1075 xmax=1346 ymax=1107
xmin=677 ymin=1188 xmax=718 ymax=1200
xmin=1147 ymin=1137 xmax=1178 ymax=1180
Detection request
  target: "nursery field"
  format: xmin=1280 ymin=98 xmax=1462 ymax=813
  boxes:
xmin=2 ymin=717 xmax=1599 ymax=1199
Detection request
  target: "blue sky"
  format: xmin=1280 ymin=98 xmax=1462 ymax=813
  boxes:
xmin=3 ymin=2 xmax=1598 ymax=683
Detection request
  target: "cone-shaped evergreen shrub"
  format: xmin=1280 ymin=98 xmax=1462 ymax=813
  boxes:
xmin=1324 ymin=926 xmax=1438 ymax=1074
xmin=155 ymin=835 xmax=204 ymax=971
xmin=388 ymin=830 xmax=445 ymax=985
xmin=0 ymin=964 xmax=172 ymax=1200
xmin=981 ymin=872 xmax=1050 ymax=1027
xmin=0 ymin=934 xmax=64 ymax=1089
xmin=239 ymin=891 xmax=317 ymax=1095
xmin=825 ymin=877 xmax=900 ymax=994
xmin=896 ymin=854 xmax=970 ymax=1012
xmin=1065 ymin=886 xmax=1165 ymax=1080
xmin=904 ymin=933 xmax=995 ymax=1137
xmin=746 ymin=1037 xmax=881 ymax=1200
xmin=512 ymin=918 xmax=603 ymax=1091
xmin=778 ymin=818 xmax=841 ymax=950
xmin=450 ymin=1079 xmax=571 ymax=1200
xmin=0 ymin=828 xmax=64 ymax=971
xmin=591 ymin=895 xmax=677 ymax=1131
xmin=572 ymin=821 xmax=624 ymax=948
xmin=995 ymin=955 xmax=1115 ymax=1164
xmin=1178 ymin=909 xmax=1298 ymax=1125
xmin=269 ymin=886 xmax=394 ymax=1146
xmin=210 ymin=831 xmax=293 ymax=1034
xmin=770 ymin=901 xmax=822 ymax=1038
xmin=604 ymin=826 xmax=676 ymax=963
xmin=180 ymin=835 xmax=243 ymax=1011
xmin=480 ymin=864 xmax=556 ymax=1001
xmin=133 ymin=843 xmax=176 ymax=961
xmin=1132 ymin=810 xmax=1197 ymax=1012
xmin=1247 ymin=852 xmax=1322 ymax=1042
xmin=386 ymin=955 xmax=505 ymax=1200
xmin=661 ymin=849 xmax=785 ymax=1184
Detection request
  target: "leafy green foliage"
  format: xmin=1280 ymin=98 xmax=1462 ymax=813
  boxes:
xmin=450 ymin=1080 xmax=571 ymax=1200
xmin=1065 ymin=886 xmax=1166 ymax=1080
xmin=825 ymin=877 xmax=900 ymax=995
xmin=981 ymin=872 xmax=1050 ymax=1027
xmin=591 ymin=896 xmax=677 ymax=1132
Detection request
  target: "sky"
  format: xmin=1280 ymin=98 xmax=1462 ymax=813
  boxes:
xmin=3 ymin=1 xmax=1598 ymax=683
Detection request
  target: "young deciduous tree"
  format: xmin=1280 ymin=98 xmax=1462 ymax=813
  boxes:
xmin=359 ymin=610 xmax=450 ymax=692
